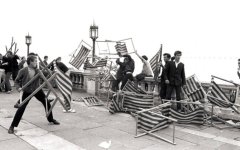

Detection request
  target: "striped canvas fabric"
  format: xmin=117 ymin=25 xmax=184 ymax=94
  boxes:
xmin=123 ymin=94 xmax=154 ymax=113
xmin=149 ymin=50 xmax=161 ymax=74
xmin=94 ymin=59 xmax=107 ymax=68
xmin=170 ymin=107 xmax=205 ymax=124
xmin=122 ymin=80 xmax=147 ymax=94
xmin=54 ymin=61 xmax=73 ymax=105
xmin=70 ymin=45 xmax=91 ymax=69
xmin=82 ymin=96 xmax=104 ymax=106
xmin=207 ymin=81 xmax=232 ymax=108
xmin=115 ymin=42 xmax=128 ymax=56
xmin=109 ymin=94 xmax=122 ymax=114
xmin=137 ymin=104 xmax=171 ymax=131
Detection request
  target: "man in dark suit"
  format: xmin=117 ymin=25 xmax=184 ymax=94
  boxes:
xmin=159 ymin=53 xmax=171 ymax=99
xmin=165 ymin=51 xmax=186 ymax=110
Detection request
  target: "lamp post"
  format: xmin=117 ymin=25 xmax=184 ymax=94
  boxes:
xmin=25 ymin=33 xmax=32 ymax=56
xmin=89 ymin=23 xmax=98 ymax=62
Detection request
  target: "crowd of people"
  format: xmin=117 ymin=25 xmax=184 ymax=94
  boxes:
xmin=0 ymin=51 xmax=76 ymax=134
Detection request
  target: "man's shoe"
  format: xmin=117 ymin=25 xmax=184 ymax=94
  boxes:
xmin=63 ymin=108 xmax=76 ymax=113
xmin=50 ymin=119 xmax=60 ymax=125
xmin=8 ymin=126 xmax=14 ymax=134
xmin=14 ymin=103 xmax=20 ymax=108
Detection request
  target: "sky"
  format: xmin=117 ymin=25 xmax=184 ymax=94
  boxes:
xmin=0 ymin=0 xmax=240 ymax=83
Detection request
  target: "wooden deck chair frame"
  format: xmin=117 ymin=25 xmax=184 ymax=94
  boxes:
xmin=18 ymin=56 xmax=68 ymax=117
xmin=135 ymin=102 xmax=177 ymax=145
xmin=206 ymin=75 xmax=240 ymax=129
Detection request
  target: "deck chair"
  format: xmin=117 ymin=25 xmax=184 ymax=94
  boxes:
xmin=108 ymin=80 xmax=149 ymax=114
xmin=206 ymin=75 xmax=240 ymax=128
xmin=69 ymin=44 xmax=91 ymax=70
xmin=135 ymin=102 xmax=177 ymax=145
xmin=18 ymin=56 xmax=69 ymax=117
xmin=181 ymin=75 xmax=207 ymax=112
xmin=81 ymin=96 xmax=104 ymax=107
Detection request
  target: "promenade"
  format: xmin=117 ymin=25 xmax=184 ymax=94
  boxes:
xmin=0 ymin=89 xmax=240 ymax=150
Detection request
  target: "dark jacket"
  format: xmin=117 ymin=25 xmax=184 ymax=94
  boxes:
xmin=238 ymin=71 xmax=240 ymax=79
xmin=0 ymin=59 xmax=6 ymax=70
xmin=15 ymin=67 xmax=40 ymax=93
xmin=160 ymin=61 xmax=170 ymax=83
xmin=165 ymin=61 xmax=186 ymax=86
xmin=116 ymin=59 xmax=126 ymax=80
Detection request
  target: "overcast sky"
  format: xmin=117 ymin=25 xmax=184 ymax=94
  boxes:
xmin=0 ymin=0 xmax=240 ymax=83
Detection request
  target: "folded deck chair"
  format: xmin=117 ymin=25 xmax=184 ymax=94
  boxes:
xmin=81 ymin=96 xmax=104 ymax=107
xmin=135 ymin=102 xmax=177 ymax=145
xmin=206 ymin=75 xmax=240 ymax=128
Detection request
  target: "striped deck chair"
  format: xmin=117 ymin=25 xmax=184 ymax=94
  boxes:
xmin=69 ymin=45 xmax=91 ymax=69
xmin=94 ymin=58 xmax=108 ymax=68
xmin=122 ymin=93 xmax=154 ymax=113
xmin=81 ymin=96 xmax=104 ymax=107
xmin=115 ymin=42 xmax=128 ymax=56
xmin=135 ymin=102 xmax=177 ymax=145
xmin=182 ymin=75 xmax=206 ymax=112
xmin=206 ymin=75 xmax=240 ymax=128
xmin=108 ymin=80 xmax=149 ymax=114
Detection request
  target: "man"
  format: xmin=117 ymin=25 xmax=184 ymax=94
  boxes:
xmin=120 ymin=55 xmax=135 ymax=90
xmin=111 ymin=56 xmax=126 ymax=92
xmin=8 ymin=55 xmax=60 ymax=134
xmin=3 ymin=51 xmax=14 ymax=94
xmin=159 ymin=53 xmax=171 ymax=99
xmin=40 ymin=56 xmax=49 ymax=70
xmin=135 ymin=51 xmax=153 ymax=81
xmin=0 ymin=54 xmax=7 ymax=92
xmin=12 ymin=53 xmax=20 ymax=81
xmin=165 ymin=51 xmax=186 ymax=110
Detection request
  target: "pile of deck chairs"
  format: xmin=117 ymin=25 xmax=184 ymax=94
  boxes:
xmin=108 ymin=75 xmax=240 ymax=145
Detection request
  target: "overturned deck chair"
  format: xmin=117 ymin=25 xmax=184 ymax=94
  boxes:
xmin=205 ymin=75 xmax=240 ymax=128
xmin=109 ymin=80 xmax=151 ymax=114
xmin=163 ymin=99 xmax=205 ymax=125
xmin=135 ymin=102 xmax=177 ymax=145
xmin=181 ymin=75 xmax=207 ymax=112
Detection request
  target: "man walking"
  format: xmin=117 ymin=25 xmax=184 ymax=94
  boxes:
xmin=165 ymin=51 xmax=186 ymax=110
xmin=8 ymin=55 xmax=60 ymax=134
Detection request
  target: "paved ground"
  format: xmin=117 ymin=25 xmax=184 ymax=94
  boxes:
xmin=1 ymin=88 xmax=240 ymax=150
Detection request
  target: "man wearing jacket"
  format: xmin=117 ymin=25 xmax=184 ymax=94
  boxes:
xmin=8 ymin=55 xmax=60 ymax=134
xmin=165 ymin=51 xmax=186 ymax=110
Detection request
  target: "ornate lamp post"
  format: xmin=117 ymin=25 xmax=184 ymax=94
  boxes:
xmin=89 ymin=23 xmax=98 ymax=62
xmin=25 ymin=33 xmax=32 ymax=56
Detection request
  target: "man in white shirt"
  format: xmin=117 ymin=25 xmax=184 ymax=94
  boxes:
xmin=135 ymin=51 xmax=153 ymax=82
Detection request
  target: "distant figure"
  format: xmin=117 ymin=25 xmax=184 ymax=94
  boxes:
xmin=18 ymin=56 xmax=26 ymax=70
xmin=120 ymin=55 xmax=135 ymax=90
xmin=3 ymin=51 xmax=14 ymax=94
xmin=12 ymin=53 xmax=20 ymax=81
xmin=0 ymin=54 xmax=7 ymax=92
xmin=135 ymin=51 xmax=153 ymax=82
xmin=159 ymin=53 xmax=171 ymax=99
xmin=165 ymin=51 xmax=186 ymax=110
xmin=111 ymin=56 xmax=125 ymax=92
xmin=238 ymin=59 xmax=240 ymax=79
xmin=40 ymin=56 xmax=49 ymax=69
xmin=8 ymin=55 xmax=60 ymax=134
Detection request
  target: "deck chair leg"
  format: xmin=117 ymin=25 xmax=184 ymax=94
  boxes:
xmin=211 ymin=105 xmax=214 ymax=126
